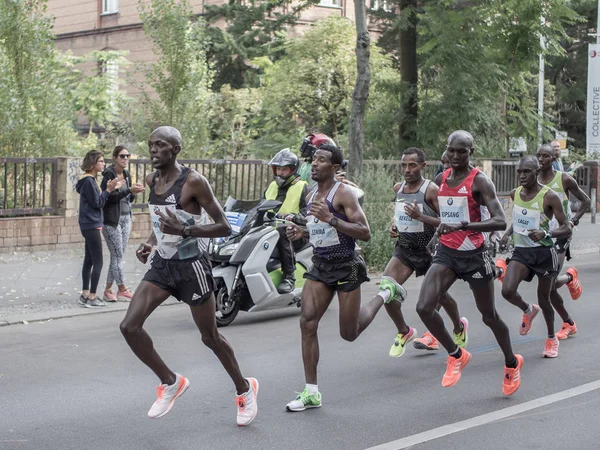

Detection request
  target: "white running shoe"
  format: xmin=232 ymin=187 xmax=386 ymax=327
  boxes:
xmin=147 ymin=373 xmax=190 ymax=419
xmin=236 ymin=377 xmax=259 ymax=426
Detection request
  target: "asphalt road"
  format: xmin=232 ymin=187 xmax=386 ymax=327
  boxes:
xmin=2 ymin=253 xmax=600 ymax=450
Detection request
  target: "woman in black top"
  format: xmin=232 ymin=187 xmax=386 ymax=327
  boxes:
xmin=75 ymin=150 xmax=122 ymax=308
xmin=100 ymin=146 xmax=145 ymax=302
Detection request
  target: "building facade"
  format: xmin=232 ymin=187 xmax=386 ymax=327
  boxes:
xmin=48 ymin=0 xmax=359 ymax=95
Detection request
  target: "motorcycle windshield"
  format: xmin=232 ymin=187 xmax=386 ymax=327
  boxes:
xmin=216 ymin=197 xmax=263 ymax=243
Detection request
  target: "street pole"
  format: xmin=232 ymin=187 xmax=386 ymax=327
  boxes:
xmin=538 ymin=17 xmax=546 ymax=148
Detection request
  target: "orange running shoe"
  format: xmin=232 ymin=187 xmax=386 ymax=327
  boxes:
xmin=502 ymin=354 xmax=523 ymax=396
xmin=520 ymin=304 xmax=540 ymax=336
xmin=413 ymin=331 xmax=439 ymax=351
xmin=566 ymin=267 xmax=582 ymax=300
xmin=442 ymin=349 xmax=472 ymax=388
xmin=556 ymin=321 xmax=577 ymax=340
xmin=543 ymin=337 xmax=559 ymax=358
xmin=495 ymin=258 xmax=507 ymax=283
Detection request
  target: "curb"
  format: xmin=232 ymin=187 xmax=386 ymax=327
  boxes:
xmin=0 ymin=300 xmax=180 ymax=328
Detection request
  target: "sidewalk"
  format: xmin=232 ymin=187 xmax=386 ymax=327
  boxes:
xmin=1 ymin=213 xmax=599 ymax=326
xmin=0 ymin=241 xmax=178 ymax=326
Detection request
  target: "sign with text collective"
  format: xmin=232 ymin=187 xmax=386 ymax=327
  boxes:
xmin=587 ymin=44 xmax=600 ymax=157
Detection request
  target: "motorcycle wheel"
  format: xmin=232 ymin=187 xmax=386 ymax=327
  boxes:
xmin=215 ymin=280 xmax=240 ymax=327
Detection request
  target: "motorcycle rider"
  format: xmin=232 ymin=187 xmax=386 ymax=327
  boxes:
xmin=300 ymin=133 xmax=360 ymax=191
xmin=264 ymin=148 xmax=310 ymax=294
xmin=299 ymin=134 xmax=337 ymax=189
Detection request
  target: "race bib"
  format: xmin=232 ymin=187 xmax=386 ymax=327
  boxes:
xmin=149 ymin=204 xmax=179 ymax=245
xmin=306 ymin=215 xmax=341 ymax=248
xmin=394 ymin=201 xmax=424 ymax=233
xmin=513 ymin=207 xmax=540 ymax=236
xmin=438 ymin=196 xmax=469 ymax=224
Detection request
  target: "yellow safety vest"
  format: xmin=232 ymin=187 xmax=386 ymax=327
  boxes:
xmin=264 ymin=179 xmax=306 ymax=215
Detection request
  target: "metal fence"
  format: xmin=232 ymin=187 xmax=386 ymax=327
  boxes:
xmin=0 ymin=156 xmax=593 ymax=217
xmin=0 ymin=158 xmax=58 ymax=217
xmin=491 ymin=160 xmax=519 ymax=195
xmin=128 ymin=159 xmax=271 ymax=209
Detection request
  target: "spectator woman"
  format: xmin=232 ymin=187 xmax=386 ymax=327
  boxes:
xmin=76 ymin=150 xmax=122 ymax=308
xmin=100 ymin=146 xmax=145 ymax=302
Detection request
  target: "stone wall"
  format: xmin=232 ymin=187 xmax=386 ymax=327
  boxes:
xmin=0 ymin=212 xmax=151 ymax=254
xmin=0 ymin=155 xmax=154 ymax=253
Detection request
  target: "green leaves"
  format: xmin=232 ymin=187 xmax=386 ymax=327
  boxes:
xmin=0 ymin=0 xmax=78 ymax=157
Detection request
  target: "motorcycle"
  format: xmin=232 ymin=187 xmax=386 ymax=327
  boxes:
xmin=208 ymin=197 xmax=313 ymax=327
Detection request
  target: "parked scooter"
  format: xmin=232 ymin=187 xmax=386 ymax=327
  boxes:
xmin=208 ymin=197 xmax=313 ymax=327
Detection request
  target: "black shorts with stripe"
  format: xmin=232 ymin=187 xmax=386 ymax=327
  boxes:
xmin=554 ymin=236 xmax=572 ymax=261
xmin=432 ymin=244 xmax=494 ymax=284
xmin=143 ymin=252 xmax=215 ymax=306
xmin=508 ymin=246 xmax=559 ymax=282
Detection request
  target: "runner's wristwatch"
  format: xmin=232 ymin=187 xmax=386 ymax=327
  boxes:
xmin=329 ymin=217 xmax=339 ymax=227
xmin=571 ymin=218 xmax=579 ymax=226
xmin=181 ymin=224 xmax=192 ymax=238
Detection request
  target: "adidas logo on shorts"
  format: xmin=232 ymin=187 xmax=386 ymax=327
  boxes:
xmin=192 ymin=293 xmax=202 ymax=301
xmin=458 ymin=186 xmax=468 ymax=194
xmin=165 ymin=194 xmax=177 ymax=203
xmin=471 ymin=272 xmax=483 ymax=279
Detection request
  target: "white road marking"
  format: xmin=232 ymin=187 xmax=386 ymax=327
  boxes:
xmin=365 ymin=379 xmax=600 ymax=450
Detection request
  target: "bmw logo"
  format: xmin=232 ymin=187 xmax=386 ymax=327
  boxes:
xmin=447 ymin=198 xmax=453 ymax=205
xmin=154 ymin=207 xmax=160 ymax=213
xmin=314 ymin=218 xmax=319 ymax=223
xmin=263 ymin=242 xmax=269 ymax=250
xmin=522 ymin=209 xmax=527 ymax=215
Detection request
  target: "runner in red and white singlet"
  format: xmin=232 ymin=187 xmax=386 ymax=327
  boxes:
xmin=416 ymin=130 xmax=524 ymax=397
xmin=438 ymin=167 xmax=485 ymax=251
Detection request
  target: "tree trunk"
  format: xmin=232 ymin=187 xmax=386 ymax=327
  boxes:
xmin=348 ymin=0 xmax=370 ymax=180
xmin=399 ymin=0 xmax=418 ymax=149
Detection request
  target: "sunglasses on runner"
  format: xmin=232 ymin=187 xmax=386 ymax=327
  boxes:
xmin=118 ymin=154 xmax=131 ymax=159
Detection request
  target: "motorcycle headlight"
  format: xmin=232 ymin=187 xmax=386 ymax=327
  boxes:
xmin=218 ymin=242 xmax=239 ymax=257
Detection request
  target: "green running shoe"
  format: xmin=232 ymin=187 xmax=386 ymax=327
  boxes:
xmin=389 ymin=327 xmax=417 ymax=358
xmin=286 ymin=388 xmax=322 ymax=412
xmin=453 ymin=317 xmax=469 ymax=348
xmin=379 ymin=276 xmax=407 ymax=303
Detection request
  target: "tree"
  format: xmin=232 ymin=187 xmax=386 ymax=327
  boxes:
xmin=261 ymin=18 xmax=361 ymax=138
xmin=129 ymin=0 xmax=213 ymax=156
xmin=547 ymin=0 xmax=598 ymax=149
xmin=204 ymin=0 xmax=319 ymax=89
xmin=348 ymin=0 xmax=371 ymax=178
xmin=0 ymin=0 xmax=79 ymax=157
xmin=206 ymin=85 xmax=263 ymax=158
xmin=72 ymin=50 xmax=130 ymax=136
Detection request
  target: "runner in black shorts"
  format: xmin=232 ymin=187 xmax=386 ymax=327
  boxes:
xmin=498 ymin=156 xmax=571 ymax=358
xmin=120 ymin=126 xmax=259 ymax=426
xmin=417 ymin=131 xmax=523 ymax=396
xmin=284 ymin=143 xmax=393 ymax=412
xmin=531 ymin=145 xmax=589 ymax=341
xmin=380 ymin=147 xmax=466 ymax=358
xmin=143 ymin=251 xmax=215 ymax=305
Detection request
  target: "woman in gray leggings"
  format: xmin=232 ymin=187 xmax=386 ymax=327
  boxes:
xmin=100 ymin=146 xmax=145 ymax=302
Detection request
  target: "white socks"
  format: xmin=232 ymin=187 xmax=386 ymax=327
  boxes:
xmin=306 ymin=384 xmax=318 ymax=395
xmin=378 ymin=289 xmax=391 ymax=302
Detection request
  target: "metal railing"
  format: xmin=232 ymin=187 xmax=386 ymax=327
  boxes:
xmin=491 ymin=160 xmax=519 ymax=195
xmin=0 ymin=158 xmax=58 ymax=217
xmin=128 ymin=159 xmax=271 ymax=209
